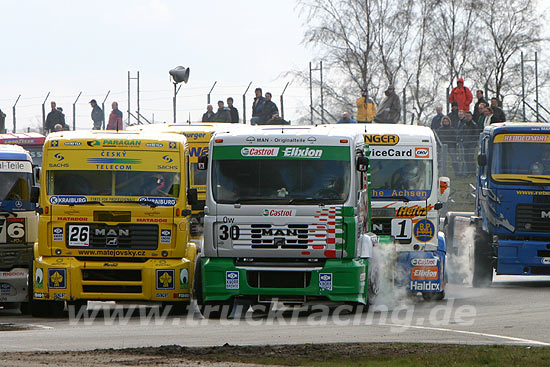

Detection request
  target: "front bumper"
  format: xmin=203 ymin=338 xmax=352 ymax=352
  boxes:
xmin=201 ymin=258 xmax=368 ymax=304
xmin=0 ymin=268 xmax=29 ymax=303
xmin=496 ymin=239 xmax=550 ymax=275
xmin=33 ymin=257 xmax=193 ymax=302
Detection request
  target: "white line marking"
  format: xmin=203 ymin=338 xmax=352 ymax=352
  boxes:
xmin=380 ymin=323 xmax=550 ymax=346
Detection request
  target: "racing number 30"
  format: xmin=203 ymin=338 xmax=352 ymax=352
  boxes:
xmin=219 ymin=225 xmax=240 ymax=240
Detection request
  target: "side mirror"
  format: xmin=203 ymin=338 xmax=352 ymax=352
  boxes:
xmin=438 ymin=177 xmax=450 ymax=203
xmin=30 ymin=186 xmax=40 ymax=204
xmin=33 ymin=166 xmax=41 ymax=185
xmin=477 ymin=153 xmax=487 ymax=166
xmin=356 ymin=156 xmax=369 ymax=172
xmin=187 ymin=188 xmax=198 ymax=206
xmin=358 ymin=232 xmax=378 ymax=259
xmin=197 ymin=155 xmax=208 ymax=170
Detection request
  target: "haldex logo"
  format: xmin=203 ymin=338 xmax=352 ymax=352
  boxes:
xmin=283 ymin=147 xmax=323 ymax=158
xmin=262 ymin=209 xmax=296 ymax=217
xmin=241 ymin=147 xmax=279 ymax=157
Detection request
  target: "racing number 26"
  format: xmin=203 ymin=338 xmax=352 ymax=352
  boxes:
xmin=68 ymin=225 xmax=90 ymax=246
xmin=219 ymin=225 xmax=240 ymax=240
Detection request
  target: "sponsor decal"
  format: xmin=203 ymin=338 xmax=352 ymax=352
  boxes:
xmin=54 ymin=153 xmax=64 ymax=161
xmin=54 ymin=293 xmax=66 ymax=300
xmin=53 ymin=227 xmax=64 ymax=242
xmin=262 ymin=209 xmax=296 ymax=217
xmin=225 ymin=271 xmax=239 ymax=289
xmin=364 ymin=134 xmax=400 ymax=145
xmin=49 ymin=196 xmax=88 ymax=205
xmin=414 ymin=147 xmax=430 ymax=158
xmin=57 ymin=217 xmax=88 ymax=222
xmin=283 ymin=147 xmax=323 ymax=158
xmin=541 ymin=211 xmax=550 ymax=219
xmin=77 ymin=249 xmax=146 ymax=257
xmin=138 ymin=197 xmax=176 ymax=207
xmin=136 ymin=218 xmax=168 ymax=223
xmin=370 ymin=147 xmax=413 ymax=158
xmin=0 ymin=272 xmax=26 ymax=278
xmin=174 ymin=293 xmax=190 ymax=299
xmin=541 ymin=258 xmax=550 ymax=265
xmin=372 ymin=189 xmax=430 ymax=200
xmin=241 ymin=147 xmax=279 ymax=157
xmin=495 ymin=134 xmax=550 ymax=143
xmin=183 ymin=132 xmax=208 ymax=140
xmin=411 ymin=258 xmax=438 ymax=266
xmin=35 ymin=268 xmax=43 ymax=289
xmin=189 ymin=146 xmax=209 ymax=157
xmin=162 ymin=155 xmax=173 ymax=163
xmin=146 ymin=143 xmax=163 ymax=148
xmin=156 ymin=270 xmax=175 ymax=290
xmin=409 ymin=280 xmax=441 ymax=291
xmin=411 ymin=266 xmax=439 ymax=280
xmin=160 ymin=229 xmax=172 ymax=244
xmin=48 ymin=269 xmax=67 ymax=289
xmin=87 ymin=140 xmax=100 ymax=147
xmin=413 ymin=219 xmax=435 ymax=242
xmin=155 ymin=292 xmax=168 ymax=298
xmin=33 ymin=292 xmax=47 ymax=299
xmin=169 ymin=142 xmax=177 ymax=149
xmin=396 ymin=206 xmax=429 ymax=217
xmin=64 ymin=141 xmax=82 ymax=146
xmin=51 ymin=140 xmax=59 ymax=147
xmin=101 ymin=139 xmax=141 ymax=147
xmin=0 ymin=160 xmax=32 ymax=173
xmin=103 ymin=263 xmax=118 ymax=267
xmin=319 ymin=273 xmax=333 ymax=291
xmin=180 ymin=269 xmax=189 ymax=289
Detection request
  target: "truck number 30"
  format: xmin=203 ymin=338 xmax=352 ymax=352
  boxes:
xmin=219 ymin=225 xmax=240 ymax=240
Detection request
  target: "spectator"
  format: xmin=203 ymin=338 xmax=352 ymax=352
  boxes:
xmin=457 ymin=110 xmax=466 ymax=127
xmin=56 ymin=107 xmax=68 ymax=129
xmin=490 ymin=97 xmax=506 ymax=123
xmin=259 ymin=92 xmax=279 ymax=124
xmin=481 ymin=106 xmax=494 ymax=127
xmin=475 ymin=102 xmax=487 ymax=129
xmin=267 ymin=113 xmax=290 ymax=125
xmin=437 ymin=115 xmax=460 ymax=175
xmin=202 ymin=104 xmax=216 ymax=122
xmin=227 ymin=97 xmax=239 ymax=123
xmin=430 ymin=106 xmax=444 ymax=130
xmin=0 ymin=108 xmax=5 ymax=133
xmin=373 ymin=85 xmax=401 ymax=123
xmin=473 ymin=90 xmax=487 ymax=123
xmin=449 ymin=78 xmax=473 ymax=112
xmin=89 ymin=99 xmax=104 ymax=130
xmin=356 ymin=89 xmax=376 ymax=123
xmin=337 ymin=112 xmax=357 ymax=124
xmin=458 ymin=111 xmax=480 ymax=176
xmin=214 ymin=100 xmax=232 ymax=123
xmin=447 ymin=101 xmax=460 ymax=128
xmin=45 ymin=101 xmax=65 ymax=133
xmin=251 ymin=87 xmax=265 ymax=125
xmin=107 ymin=102 xmax=123 ymax=130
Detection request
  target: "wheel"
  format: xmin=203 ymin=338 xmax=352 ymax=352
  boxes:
xmin=161 ymin=302 xmax=189 ymax=316
xmin=31 ymin=301 xmax=64 ymax=318
xmin=193 ymin=256 xmax=233 ymax=318
xmin=367 ymin=258 xmax=380 ymax=306
xmin=3 ymin=303 xmax=19 ymax=310
xmin=422 ymin=291 xmax=445 ymax=301
xmin=67 ymin=300 xmax=87 ymax=317
xmin=472 ymin=229 xmax=493 ymax=287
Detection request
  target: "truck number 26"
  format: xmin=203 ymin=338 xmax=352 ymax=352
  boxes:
xmin=219 ymin=225 xmax=240 ymax=240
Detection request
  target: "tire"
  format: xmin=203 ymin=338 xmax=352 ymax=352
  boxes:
xmin=31 ymin=301 xmax=64 ymax=318
xmin=422 ymin=291 xmax=445 ymax=301
xmin=161 ymin=302 xmax=189 ymax=316
xmin=193 ymin=256 xmax=233 ymax=319
xmin=67 ymin=300 xmax=87 ymax=317
xmin=472 ymin=229 xmax=493 ymax=287
xmin=367 ymin=258 xmax=379 ymax=306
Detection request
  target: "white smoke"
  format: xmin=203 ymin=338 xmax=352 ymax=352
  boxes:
xmin=446 ymin=216 xmax=475 ymax=286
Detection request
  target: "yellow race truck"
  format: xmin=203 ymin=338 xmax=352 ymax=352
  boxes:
xmin=31 ymin=131 xmax=197 ymax=316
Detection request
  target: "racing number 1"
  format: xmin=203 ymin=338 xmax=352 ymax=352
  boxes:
xmin=391 ymin=218 xmax=412 ymax=240
xmin=219 ymin=225 xmax=240 ymax=240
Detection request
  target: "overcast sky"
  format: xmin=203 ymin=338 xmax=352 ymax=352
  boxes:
xmin=0 ymin=0 xmax=316 ymax=131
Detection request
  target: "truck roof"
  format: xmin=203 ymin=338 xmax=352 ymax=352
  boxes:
xmin=214 ymin=124 xmax=363 ymax=140
xmin=44 ymin=130 xmax=188 ymax=148
xmin=128 ymin=122 xmax=243 ymax=142
xmin=0 ymin=132 xmax=46 ymax=145
xmin=0 ymin=144 xmax=32 ymax=161
xmin=320 ymin=123 xmax=436 ymax=145
xmin=484 ymin=122 xmax=550 ymax=134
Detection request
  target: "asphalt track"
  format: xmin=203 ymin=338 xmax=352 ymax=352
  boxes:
xmin=0 ymin=275 xmax=549 ymax=352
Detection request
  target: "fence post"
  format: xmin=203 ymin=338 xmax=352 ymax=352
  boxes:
xmin=12 ymin=94 xmax=21 ymax=133
xmin=242 ymin=82 xmax=252 ymax=124
xmin=72 ymin=92 xmax=82 ymax=131
xmin=41 ymin=92 xmax=51 ymax=133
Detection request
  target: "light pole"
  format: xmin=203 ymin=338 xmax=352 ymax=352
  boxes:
xmin=169 ymin=66 xmax=190 ymax=123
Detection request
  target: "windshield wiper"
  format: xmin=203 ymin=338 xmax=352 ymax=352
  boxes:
xmin=372 ymin=195 xmax=410 ymax=202
xmin=117 ymin=200 xmax=158 ymax=208
xmin=495 ymin=177 xmax=535 ymax=183
xmin=527 ymin=175 xmax=550 ymax=181
xmin=68 ymin=201 xmax=104 ymax=206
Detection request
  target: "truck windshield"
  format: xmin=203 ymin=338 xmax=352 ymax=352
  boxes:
xmin=370 ymin=159 xmax=433 ymax=200
xmin=47 ymin=170 xmax=180 ymax=197
xmin=190 ymin=163 xmax=207 ymax=187
xmin=0 ymin=172 xmax=31 ymax=201
xmin=212 ymin=159 xmax=351 ymax=204
xmin=491 ymin=136 xmax=550 ymax=182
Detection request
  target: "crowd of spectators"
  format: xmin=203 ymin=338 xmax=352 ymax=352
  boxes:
xmin=429 ymin=78 xmax=506 ymax=176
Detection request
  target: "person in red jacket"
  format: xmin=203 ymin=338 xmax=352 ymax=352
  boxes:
xmin=106 ymin=102 xmax=123 ymax=130
xmin=449 ymin=78 xmax=473 ymax=112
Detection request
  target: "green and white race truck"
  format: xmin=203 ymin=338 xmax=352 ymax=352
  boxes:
xmin=194 ymin=125 xmax=378 ymax=317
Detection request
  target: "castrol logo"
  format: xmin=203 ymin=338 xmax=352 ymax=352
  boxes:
xmin=262 ymin=209 xmax=296 ymax=217
xmin=241 ymin=147 xmax=279 ymax=157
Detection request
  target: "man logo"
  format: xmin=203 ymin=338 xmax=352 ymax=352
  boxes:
xmin=541 ymin=211 xmax=550 ymax=219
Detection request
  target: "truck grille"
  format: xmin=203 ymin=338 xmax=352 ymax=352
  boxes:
xmin=516 ymin=204 xmax=550 ymax=233
xmin=247 ymin=271 xmax=312 ymax=288
xmin=371 ymin=218 xmax=391 ymax=235
xmin=81 ymin=269 xmax=142 ymax=282
xmin=67 ymin=223 xmax=159 ymax=250
xmin=233 ymin=224 xmax=330 ymax=249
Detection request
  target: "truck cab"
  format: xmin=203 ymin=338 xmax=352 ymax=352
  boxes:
xmin=32 ymin=131 xmax=197 ymax=316
xmin=195 ymin=125 xmax=378 ymax=316
xmin=472 ymin=122 xmax=550 ymax=284
xmin=0 ymin=144 xmax=39 ymax=311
